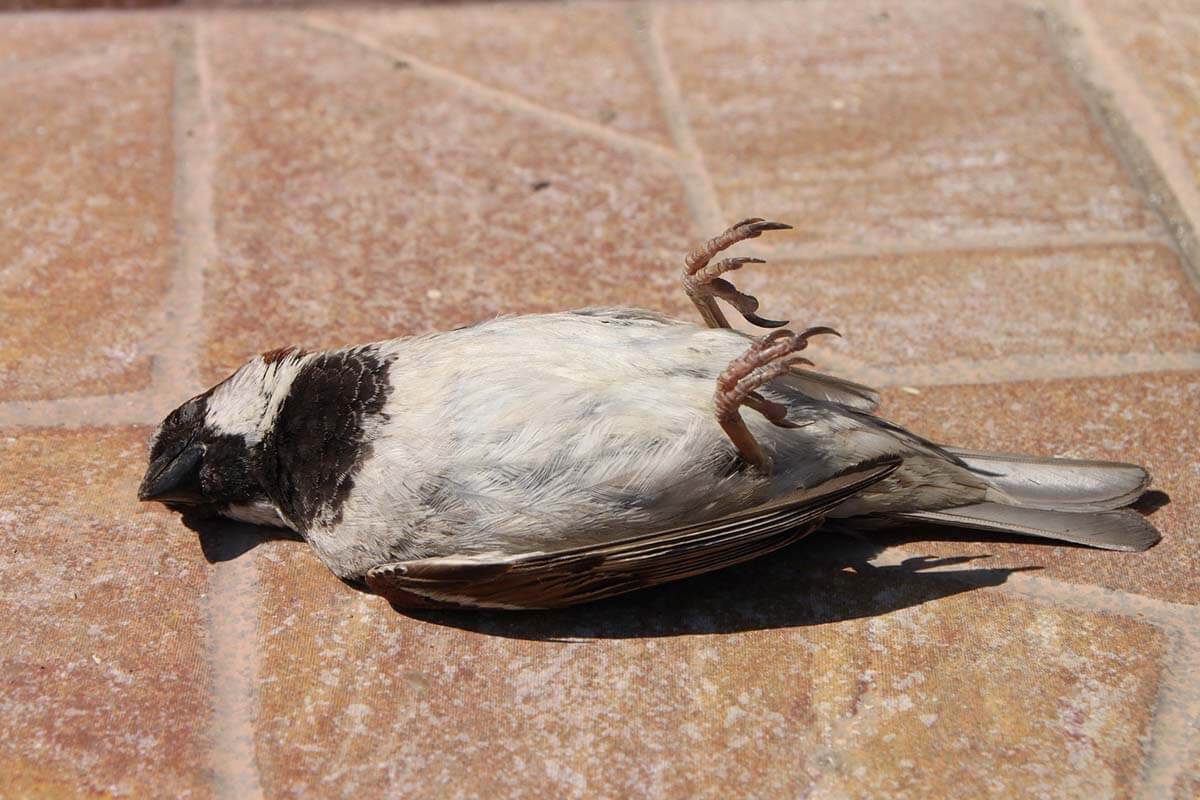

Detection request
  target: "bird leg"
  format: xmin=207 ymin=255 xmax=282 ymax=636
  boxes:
xmin=714 ymin=326 xmax=840 ymax=474
xmin=682 ymin=218 xmax=792 ymax=330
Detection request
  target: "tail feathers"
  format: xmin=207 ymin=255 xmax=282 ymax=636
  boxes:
xmin=899 ymin=503 xmax=1161 ymax=552
xmin=946 ymin=447 xmax=1151 ymax=512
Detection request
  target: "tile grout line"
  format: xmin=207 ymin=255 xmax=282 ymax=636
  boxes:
xmin=1138 ymin=619 xmax=1200 ymax=800
xmin=171 ymin=21 xmax=265 ymax=800
xmin=161 ymin=18 xmax=213 ymax=402
xmin=0 ymin=391 xmax=160 ymax=428
xmin=289 ymin=16 xmax=681 ymax=167
xmin=626 ymin=2 xmax=725 ymax=236
xmin=1039 ymin=0 xmax=1200 ymax=292
xmin=850 ymin=352 xmax=1200 ymax=390
xmin=986 ymin=558 xmax=1200 ymax=796
xmin=750 ymin=229 xmax=1168 ymax=263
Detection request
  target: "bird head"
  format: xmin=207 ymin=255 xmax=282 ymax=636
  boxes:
xmin=138 ymin=347 xmax=304 ymax=528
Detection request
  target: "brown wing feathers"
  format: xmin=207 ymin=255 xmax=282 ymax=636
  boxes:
xmin=367 ymin=458 xmax=900 ymax=609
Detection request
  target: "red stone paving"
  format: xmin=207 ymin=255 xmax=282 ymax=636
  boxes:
xmin=0 ymin=23 xmax=173 ymax=400
xmin=202 ymin=16 xmax=693 ymax=383
xmin=1 ymin=2 xmax=1198 ymax=798
xmin=0 ymin=428 xmax=213 ymax=797
xmin=1086 ymin=0 xmax=1200 ymax=191
xmin=739 ymin=243 xmax=1200 ymax=369
xmin=660 ymin=0 xmax=1157 ymax=246
xmin=313 ymin=4 xmax=674 ymax=147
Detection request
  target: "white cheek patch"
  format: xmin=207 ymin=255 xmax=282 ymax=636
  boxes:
xmin=205 ymin=355 xmax=308 ymax=444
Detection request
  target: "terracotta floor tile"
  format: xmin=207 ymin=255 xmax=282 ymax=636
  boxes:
xmin=1087 ymin=0 xmax=1200 ymax=191
xmin=660 ymin=0 xmax=1156 ymax=244
xmin=872 ymin=371 xmax=1200 ymax=603
xmin=0 ymin=37 xmax=173 ymax=401
xmin=251 ymin=539 xmax=1163 ymax=799
xmin=0 ymin=13 xmax=161 ymax=66
xmin=311 ymin=3 xmax=672 ymax=146
xmin=202 ymin=18 xmax=692 ymax=384
xmin=0 ymin=427 xmax=212 ymax=797
xmin=736 ymin=243 xmax=1200 ymax=369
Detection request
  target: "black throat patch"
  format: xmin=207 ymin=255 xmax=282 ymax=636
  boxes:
xmin=260 ymin=346 xmax=394 ymax=530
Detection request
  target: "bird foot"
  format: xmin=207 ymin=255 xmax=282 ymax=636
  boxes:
xmin=682 ymin=218 xmax=792 ymax=330
xmin=714 ymin=326 xmax=840 ymax=473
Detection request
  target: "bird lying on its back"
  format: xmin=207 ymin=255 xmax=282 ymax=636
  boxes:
xmin=138 ymin=219 xmax=1159 ymax=609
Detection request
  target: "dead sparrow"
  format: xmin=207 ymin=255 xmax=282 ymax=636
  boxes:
xmin=139 ymin=219 xmax=1159 ymax=608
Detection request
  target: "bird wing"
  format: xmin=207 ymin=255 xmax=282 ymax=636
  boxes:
xmin=366 ymin=458 xmax=900 ymax=609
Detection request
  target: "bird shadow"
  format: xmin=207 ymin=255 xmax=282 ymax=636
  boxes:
xmin=177 ymin=514 xmax=1040 ymax=640
xmin=399 ymin=532 xmax=1038 ymax=640
xmin=181 ymin=511 xmax=304 ymax=564
xmin=1133 ymin=489 xmax=1171 ymax=515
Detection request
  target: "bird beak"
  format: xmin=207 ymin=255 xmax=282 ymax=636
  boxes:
xmin=138 ymin=443 xmax=205 ymax=504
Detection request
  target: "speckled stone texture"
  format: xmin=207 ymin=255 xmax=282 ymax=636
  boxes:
xmin=739 ymin=243 xmax=1200 ymax=369
xmin=0 ymin=20 xmax=173 ymax=400
xmin=0 ymin=428 xmax=212 ymax=797
xmin=201 ymin=16 xmax=691 ymax=383
xmin=251 ymin=538 xmax=1165 ymax=799
xmin=659 ymin=0 xmax=1156 ymax=246
xmin=1 ymin=2 xmax=1199 ymax=798
xmin=312 ymin=4 xmax=673 ymax=146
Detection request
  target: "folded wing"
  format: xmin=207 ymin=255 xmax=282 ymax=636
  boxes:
xmin=367 ymin=458 xmax=901 ymax=609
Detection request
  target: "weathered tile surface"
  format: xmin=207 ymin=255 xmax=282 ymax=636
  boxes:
xmin=252 ymin=539 xmax=1163 ymax=799
xmin=1086 ymin=0 xmax=1200 ymax=190
xmin=0 ymin=33 xmax=173 ymax=400
xmin=1177 ymin=756 xmax=1200 ymax=800
xmin=202 ymin=18 xmax=691 ymax=383
xmin=311 ymin=3 xmax=671 ymax=146
xmin=0 ymin=427 xmax=212 ymax=797
xmin=737 ymin=243 xmax=1200 ymax=369
xmin=0 ymin=13 xmax=159 ymax=65
xmin=2 ymin=3 xmax=1198 ymax=798
xmin=660 ymin=0 xmax=1156 ymax=244
xmin=874 ymin=371 xmax=1200 ymax=604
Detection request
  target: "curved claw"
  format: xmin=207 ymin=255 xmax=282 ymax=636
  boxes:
xmin=799 ymin=325 xmax=841 ymax=340
xmin=762 ymin=329 xmax=798 ymax=343
xmin=731 ymin=218 xmax=793 ymax=237
xmin=743 ymin=312 xmax=790 ymax=329
xmin=743 ymin=394 xmax=799 ymax=428
xmin=709 ymin=279 xmax=790 ymax=329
